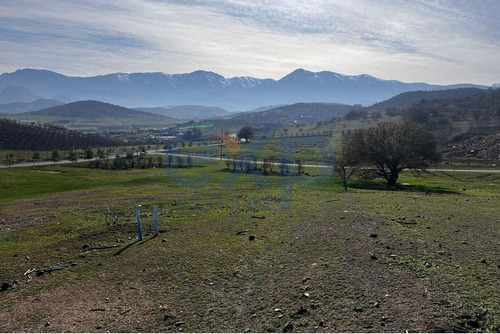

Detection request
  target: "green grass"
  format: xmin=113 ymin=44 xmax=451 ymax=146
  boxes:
xmin=1 ymin=163 xmax=500 ymax=332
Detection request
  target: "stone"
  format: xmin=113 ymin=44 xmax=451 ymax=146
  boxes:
xmin=370 ymin=233 xmax=378 ymax=238
xmin=283 ymin=322 xmax=294 ymax=333
xmin=1 ymin=282 xmax=11 ymax=291
xmin=249 ymin=235 xmax=256 ymax=241
xmin=295 ymin=306 xmax=308 ymax=315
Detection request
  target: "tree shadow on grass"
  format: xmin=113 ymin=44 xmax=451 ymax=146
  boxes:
xmin=348 ymin=179 xmax=460 ymax=194
xmin=114 ymin=235 xmax=157 ymax=256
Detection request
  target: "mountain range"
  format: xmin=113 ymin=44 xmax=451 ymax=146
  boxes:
xmin=0 ymin=68 xmax=491 ymax=111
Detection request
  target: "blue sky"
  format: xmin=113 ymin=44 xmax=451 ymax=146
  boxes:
xmin=0 ymin=0 xmax=499 ymax=85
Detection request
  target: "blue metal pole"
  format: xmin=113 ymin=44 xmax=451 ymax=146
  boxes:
xmin=136 ymin=205 xmax=143 ymax=241
xmin=154 ymin=205 xmax=159 ymax=236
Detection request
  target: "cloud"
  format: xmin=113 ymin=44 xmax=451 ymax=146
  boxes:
xmin=0 ymin=0 xmax=498 ymax=85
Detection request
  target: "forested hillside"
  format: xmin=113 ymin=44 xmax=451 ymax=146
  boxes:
xmin=371 ymin=87 xmax=486 ymax=110
xmin=0 ymin=119 xmax=119 ymax=150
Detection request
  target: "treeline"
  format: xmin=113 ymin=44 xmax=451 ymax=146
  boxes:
xmin=0 ymin=119 xmax=120 ymax=150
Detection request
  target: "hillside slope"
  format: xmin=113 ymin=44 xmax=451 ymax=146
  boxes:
xmin=6 ymin=101 xmax=181 ymax=131
xmin=370 ymin=88 xmax=487 ymax=110
xmin=0 ymin=119 xmax=119 ymax=150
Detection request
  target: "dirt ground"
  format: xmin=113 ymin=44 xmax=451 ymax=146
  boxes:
xmin=1 ymin=170 xmax=500 ymax=332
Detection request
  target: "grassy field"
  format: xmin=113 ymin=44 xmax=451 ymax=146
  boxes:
xmin=1 ymin=163 xmax=500 ymax=332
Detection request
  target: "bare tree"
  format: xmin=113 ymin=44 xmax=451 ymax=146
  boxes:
xmin=225 ymin=158 xmax=233 ymax=171
xmin=69 ymin=150 xmax=78 ymax=162
xmin=295 ymin=159 xmax=304 ymax=176
xmin=157 ymin=155 xmax=164 ymax=168
xmin=279 ymin=159 xmax=287 ymax=176
xmin=334 ymin=144 xmax=361 ymax=192
xmin=262 ymin=158 xmax=271 ymax=175
xmin=177 ymin=156 xmax=184 ymax=168
xmin=4 ymin=153 xmax=14 ymax=167
xmin=236 ymin=159 xmax=245 ymax=172
xmin=51 ymin=150 xmax=60 ymax=165
xmin=268 ymin=158 xmax=276 ymax=174
xmin=346 ymin=120 xmax=440 ymax=187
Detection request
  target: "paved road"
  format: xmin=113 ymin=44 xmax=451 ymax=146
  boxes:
xmin=2 ymin=150 xmax=500 ymax=173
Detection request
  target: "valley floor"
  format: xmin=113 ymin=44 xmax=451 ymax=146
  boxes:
xmin=0 ymin=164 xmax=499 ymax=332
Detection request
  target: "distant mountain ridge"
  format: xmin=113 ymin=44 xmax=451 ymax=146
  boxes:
xmin=0 ymin=68 xmax=489 ymax=111
xmin=0 ymin=85 xmax=40 ymax=104
xmin=0 ymin=98 xmax=64 ymax=114
xmin=135 ymin=105 xmax=230 ymax=119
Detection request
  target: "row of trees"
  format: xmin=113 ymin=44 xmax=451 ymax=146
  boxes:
xmin=335 ymin=120 xmax=441 ymax=191
xmin=224 ymin=156 xmax=305 ymax=176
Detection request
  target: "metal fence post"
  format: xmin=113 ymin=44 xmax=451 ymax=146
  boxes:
xmin=136 ymin=205 xmax=143 ymax=241
xmin=154 ymin=205 xmax=159 ymax=236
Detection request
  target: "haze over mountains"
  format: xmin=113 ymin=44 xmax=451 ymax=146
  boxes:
xmin=0 ymin=68 xmax=490 ymax=111
xmin=6 ymin=101 xmax=180 ymax=131
xmin=135 ymin=105 xmax=230 ymax=119
xmin=0 ymin=98 xmax=64 ymax=114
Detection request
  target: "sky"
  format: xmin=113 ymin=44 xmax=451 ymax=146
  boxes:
xmin=0 ymin=0 xmax=499 ymax=85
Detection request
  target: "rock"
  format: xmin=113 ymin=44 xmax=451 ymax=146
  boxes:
xmin=45 ymin=321 xmax=50 ymax=327
xmin=251 ymin=215 xmax=265 ymax=219
xmin=82 ymin=244 xmax=90 ymax=249
xmin=236 ymin=230 xmax=249 ymax=235
xmin=370 ymin=253 xmax=378 ymax=260
xmin=274 ymin=308 xmax=282 ymax=312
xmin=295 ymin=306 xmax=308 ymax=315
xmin=301 ymin=293 xmax=310 ymax=298
xmin=248 ymin=235 xmax=256 ymax=241
xmin=374 ymin=302 xmax=380 ymax=308
xmin=480 ymin=259 xmax=487 ymax=264
xmin=354 ymin=306 xmax=363 ymax=312
xmin=283 ymin=322 xmax=294 ymax=333
xmin=302 ymin=276 xmax=311 ymax=283
xmin=162 ymin=239 xmax=167 ymax=243
xmin=370 ymin=233 xmax=378 ymax=238
xmin=1 ymin=282 xmax=11 ymax=291
xmin=245 ymin=328 xmax=250 ymax=333
xmin=425 ymin=262 xmax=432 ymax=268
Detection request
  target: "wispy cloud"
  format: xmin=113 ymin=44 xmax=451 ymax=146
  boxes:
xmin=0 ymin=0 xmax=498 ymax=84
